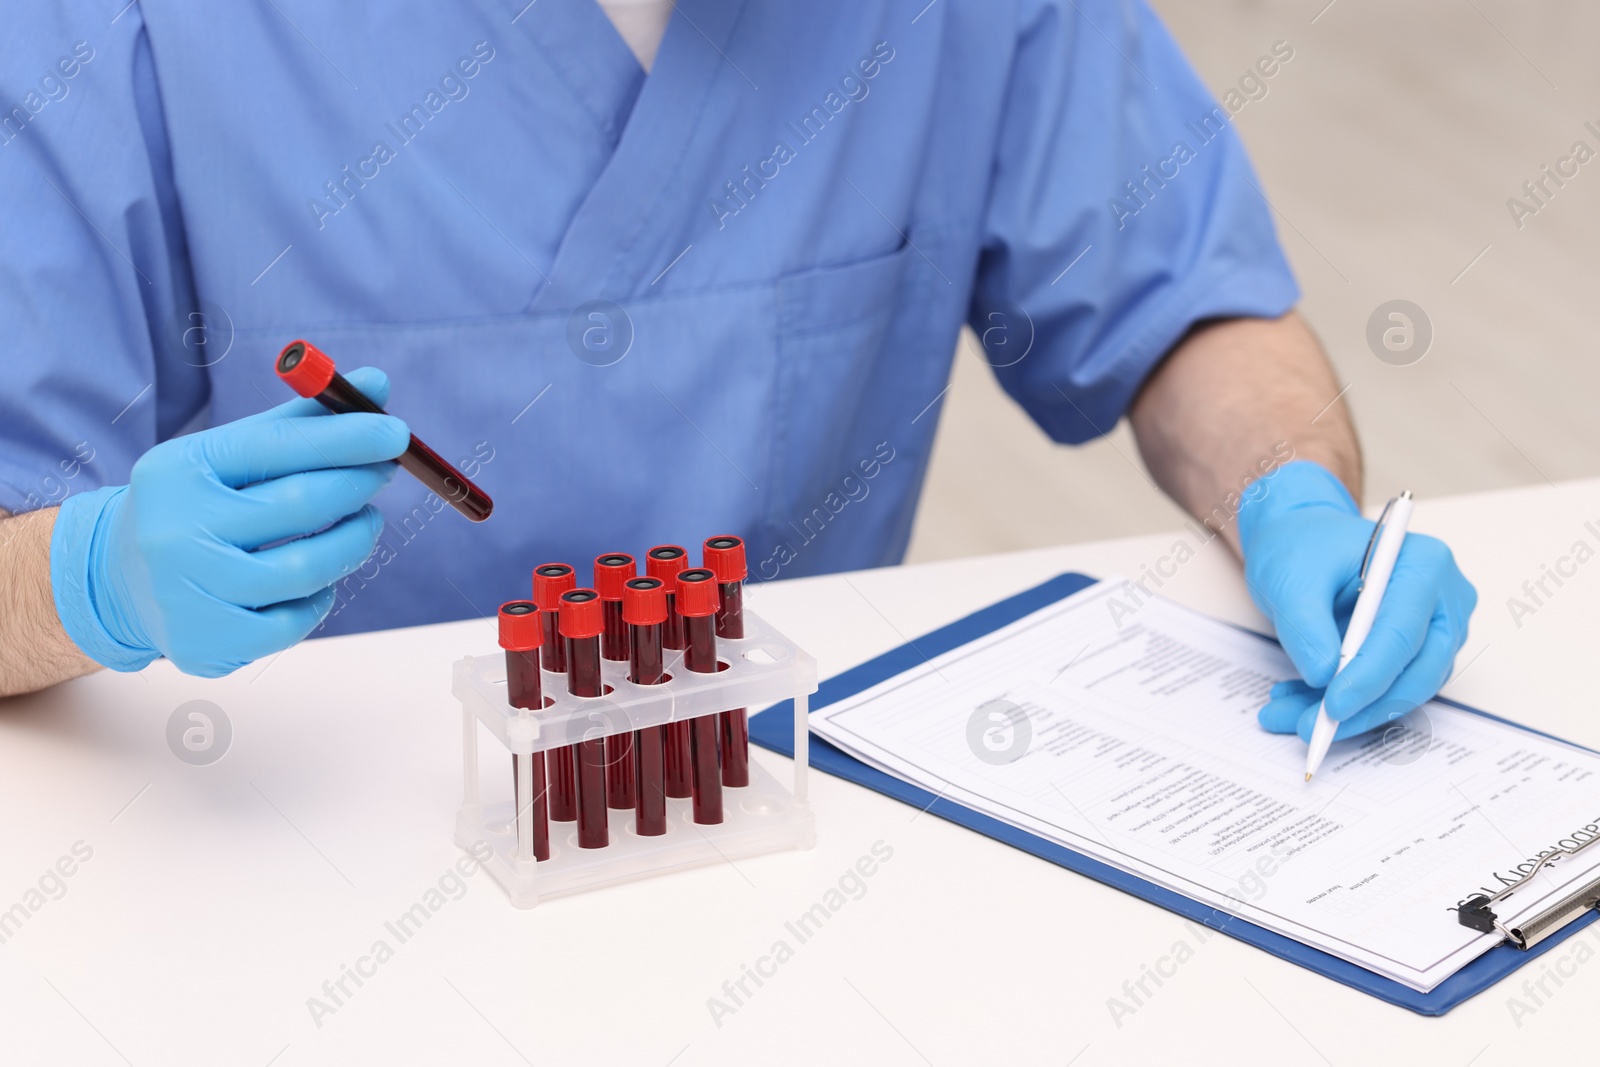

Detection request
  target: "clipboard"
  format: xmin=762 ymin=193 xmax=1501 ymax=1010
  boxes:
xmin=747 ymin=571 xmax=1600 ymax=1015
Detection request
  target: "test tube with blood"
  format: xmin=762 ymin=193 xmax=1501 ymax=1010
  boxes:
xmin=646 ymin=545 xmax=694 ymax=799
xmin=623 ymin=577 xmax=670 ymax=836
xmin=498 ymin=601 xmax=549 ymax=862
xmin=593 ymin=554 xmax=638 ymax=810
xmin=560 ymin=589 xmax=609 ymax=849
xmin=703 ymin=536 xmax=750 ymax=788
xmin=533 ymin=564 xmax=576 ymax=672
xmin=675 ymin=569 xmax=725 ymax=825
xmin=275 ymin=341 xmax=493 ymax=522
xmin=645 ymin=545 xmax=689 ymax=648
xmin=533 ymin=564 xmax=577 ymax=822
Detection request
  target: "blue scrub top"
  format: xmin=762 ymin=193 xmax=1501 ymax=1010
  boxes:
xmin=0 ymin=0 xmax=1297 ymax=637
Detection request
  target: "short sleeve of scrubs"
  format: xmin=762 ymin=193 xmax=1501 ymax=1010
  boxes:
xmin=972 ymin=0 xmax=1301 ymax=444
xmin=0 ymin=10 xmax=206 ymax=514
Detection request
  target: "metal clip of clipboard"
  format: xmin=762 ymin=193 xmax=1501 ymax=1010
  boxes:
xmin=1458 ymin=834 xmax=1600 ymax=949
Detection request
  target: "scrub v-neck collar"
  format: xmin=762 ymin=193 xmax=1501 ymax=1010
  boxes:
xmin=523 ymin=0 xmax=751 ymax=310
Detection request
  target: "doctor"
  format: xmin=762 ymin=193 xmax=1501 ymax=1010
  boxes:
xmin=0 ymin=0 xmax=1473 ymax=745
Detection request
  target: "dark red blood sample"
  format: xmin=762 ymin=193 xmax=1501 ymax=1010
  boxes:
xmin=532 ymin=564 xmax=575 ymax=673
xmin=603 ymin=738 xmax=635 ymax=810
xmin=663 ymin=726 xmax=692 ymax=798
xmin=532 ymin=564 xmax=577 ymax=819
xmin=632 ymin=728 xmax=667 ymax=836
xmin=276 ymin=341 xmax=493 ymax=522
xmin=499 ymin=601 xmax=549 ymax=862
xmin=625 ymin=577 xmax=669 ymax=836
xmin=677 ymin=569 xmax=724 ymax=825
xmin=704 ymin=536 xmax=750 ymax=788
xmin=647 ymin=546 xmax=693 ymax=796
xmin=546 ymin=750 xmax=576 ymax=823
xmin=594 ymin=553 xmax=636 ymax=661
xmin=561 ymin=589 xmax=609 ymax=849
xmin=646 ymin=545 xmax=689 ymax=650
xmin=594 ymin=554 xmax=638 ymax=810
xmin=574 ymin=735 xmax=608 ymax=845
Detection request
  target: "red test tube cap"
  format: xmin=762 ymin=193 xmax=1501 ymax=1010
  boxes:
xmin=593 ymin=553 xmax=637 ymax=601
xmin=645 ymin=545 xmax=689 ymax=583
xmin=498 ymin=601 xmax=543 ymax=651
xmin=559 ymin=589 xmax=605 ymax=639
xmin=675 ymin=569 xmax=721 ymax=618
xmin=276 ymin=340 xmax=336 ymax=398
xmin=533 ymin=563 xmax=577 ymax=611
xmin=623 ymin=577 xmax=668 ymax=626
xmin=703 ymin=536 xmax=747 ymax=583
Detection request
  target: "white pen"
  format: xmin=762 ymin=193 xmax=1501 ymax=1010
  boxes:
xmin=1304 ymin=490 xmax=1415 ymax=781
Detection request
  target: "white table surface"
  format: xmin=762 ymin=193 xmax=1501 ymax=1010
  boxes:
xmin=5 ymin=478 xmax=1600 ymax=1066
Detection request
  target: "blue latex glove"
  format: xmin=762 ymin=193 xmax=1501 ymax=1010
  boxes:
xmin=52 ymin=368 xmax=409 ymax=678
xmin=1237 ymin=460 xmax=1477 ymax=743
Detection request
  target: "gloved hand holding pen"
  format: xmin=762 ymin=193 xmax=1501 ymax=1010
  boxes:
xmin=51 ymin=368 xmax=409 ymax=678
xmin=1238 ymin=461 xmax=1478 ymax=744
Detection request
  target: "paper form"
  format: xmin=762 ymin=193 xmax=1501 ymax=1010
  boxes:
xmin=810 ymin=579 xmax=1600 ymax=991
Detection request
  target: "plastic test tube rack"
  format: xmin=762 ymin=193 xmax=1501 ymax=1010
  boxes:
xmin=452 ymin=609 xmax=817 ymax=908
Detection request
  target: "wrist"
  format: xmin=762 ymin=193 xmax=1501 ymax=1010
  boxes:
xmin=1237 ymin=460 xmax=1360 ymax=558
xmin=51 ymin=487 xmax=159 ymax=672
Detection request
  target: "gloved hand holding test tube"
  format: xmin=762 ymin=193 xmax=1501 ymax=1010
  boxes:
xmin=276 ymin=340 xmax=494 ymax=523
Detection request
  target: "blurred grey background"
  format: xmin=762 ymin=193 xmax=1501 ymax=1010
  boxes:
xmin=906 ymin=0 xmax=1600 ymax=562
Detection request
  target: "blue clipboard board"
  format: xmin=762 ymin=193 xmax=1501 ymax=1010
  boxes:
xmin=748 ymin=571 xmax=1600 ymax=1015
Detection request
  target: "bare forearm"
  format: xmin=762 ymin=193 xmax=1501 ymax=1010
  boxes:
xmin=0 ymin=508 xmax=101 ymax=696
xmin=1128 ymin=311 xmax=1361 ymax=554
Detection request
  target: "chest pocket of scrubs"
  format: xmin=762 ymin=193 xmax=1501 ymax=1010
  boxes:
xmin=770 ymin=240 xmax=922 ymax=532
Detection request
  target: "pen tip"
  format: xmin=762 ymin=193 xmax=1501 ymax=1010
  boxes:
xmin=1304 ymin=773 xmax=1313 ymax=782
